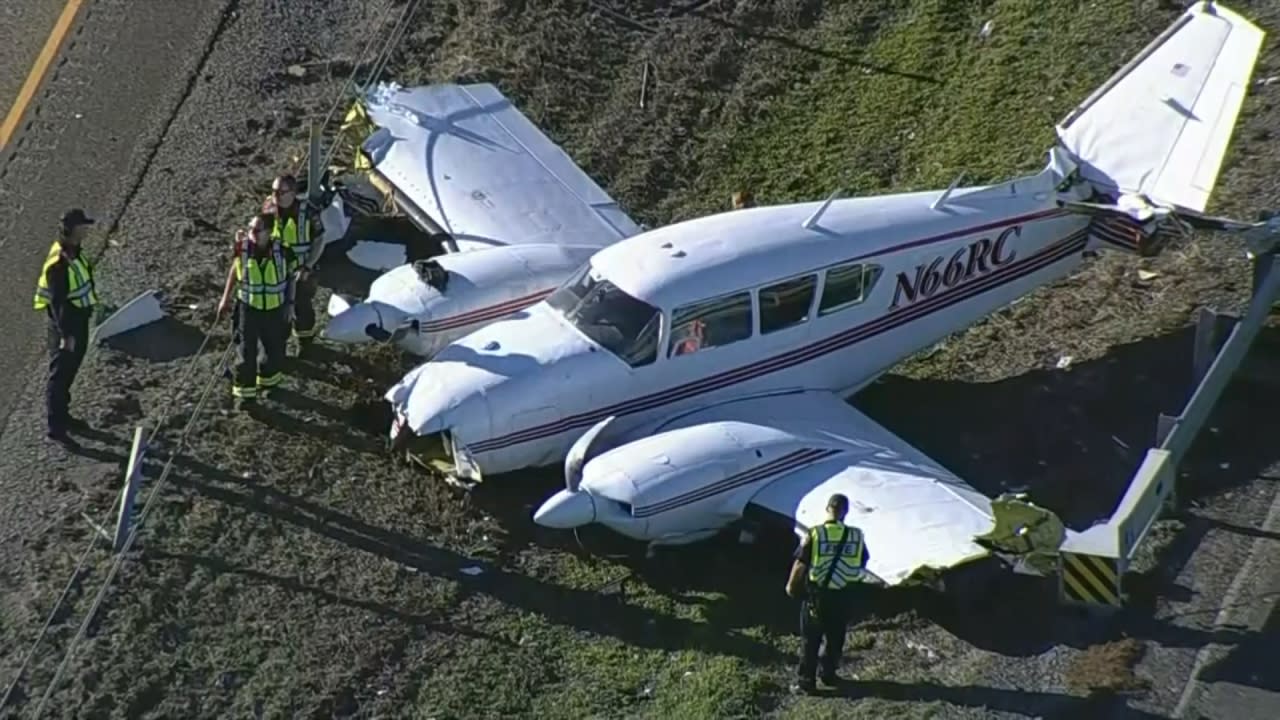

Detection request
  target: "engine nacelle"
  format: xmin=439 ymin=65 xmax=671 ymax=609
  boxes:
xmin=535 ymin=412 xmax=833 ymax=546
xmin=324 ymin=243 xmax=597 ymax=358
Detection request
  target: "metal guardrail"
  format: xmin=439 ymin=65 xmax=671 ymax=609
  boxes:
xmin=1058 ymin=251 xmax=1279 ymax=609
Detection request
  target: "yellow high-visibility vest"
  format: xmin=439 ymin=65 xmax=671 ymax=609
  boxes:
xmin=234 ymin=243 xmax=290 ymax=310
xmin=33 ymin=241 xmax=99 ymax=311
xmin=270 ymin=210 xmax=310 ymax=260
xmin=807 ymin=523 xmax=866 ymax=590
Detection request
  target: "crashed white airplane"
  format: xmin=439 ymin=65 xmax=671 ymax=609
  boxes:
xmin=321 ymin=83 xmax=642 ymax=357
xmin=377 ymin=2 xmax=1270 ymax=586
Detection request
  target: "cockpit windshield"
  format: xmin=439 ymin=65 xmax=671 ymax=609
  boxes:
xmin=547 ymin=262 xmax=662 ymax=368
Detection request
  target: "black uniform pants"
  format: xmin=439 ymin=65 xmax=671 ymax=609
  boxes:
xmin=46 ymin=309 xmax=90 ymax=434
xmin=233 ymin=303 xmax=288 ymax=398
xmin=291 ymin=273 xmax=317 ymax=341
xmin=798 ymin=590 xmax=850 ymax=683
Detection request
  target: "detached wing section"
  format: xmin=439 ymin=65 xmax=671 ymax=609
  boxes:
xmin=1055 ymin=1 xmax=1263 ymax=212
xmin=360 ymin=82 xmax=642 ymax=253
xmin=739 ymin=392 xmax=996 ymax=586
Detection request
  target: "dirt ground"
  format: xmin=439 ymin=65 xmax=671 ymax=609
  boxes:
xmin=4 ymin=1 xmax=1280 ymax=718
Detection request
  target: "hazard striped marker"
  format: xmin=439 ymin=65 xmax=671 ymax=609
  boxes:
xmin=1060 ymin=551 xmax=1124 ymax=608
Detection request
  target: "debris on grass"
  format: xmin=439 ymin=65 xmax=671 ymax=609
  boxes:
xmin=1064 ymin=638 xmax=1150 ymax=696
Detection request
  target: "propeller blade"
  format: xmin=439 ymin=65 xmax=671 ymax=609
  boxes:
xmin=564 ymin=415 xmax=616 ymax=492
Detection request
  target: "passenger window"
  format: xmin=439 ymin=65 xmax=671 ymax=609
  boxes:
xmin=668 ymin=291 xmax=753 ymax=357
xmin=758 ymin=274 xmax=817 ymax=334
xmin=818 ymin=263 xmax=883 ymax=316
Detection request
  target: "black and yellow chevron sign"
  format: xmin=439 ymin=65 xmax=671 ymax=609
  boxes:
xmin=1060 ymin=551 xmax=1123 ymax=607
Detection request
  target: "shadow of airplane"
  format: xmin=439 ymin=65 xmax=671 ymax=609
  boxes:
xmin=459 ymin=324 xmax=1280 ymax=660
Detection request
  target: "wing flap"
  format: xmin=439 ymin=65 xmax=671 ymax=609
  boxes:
xmin=1055 ymin=2 xmax=1264 ymax=212
xmin=361 ymin=82 xmax=642 ymax=252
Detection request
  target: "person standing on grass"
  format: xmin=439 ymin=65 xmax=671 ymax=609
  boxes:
xmin=216 ymin=213 xmax=298 ymax=411
xmin=785 ymin=493 xmax=871 ymax=694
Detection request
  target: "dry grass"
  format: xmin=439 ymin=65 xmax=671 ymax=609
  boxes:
xmin=1064 ymin=638 xmax=1151 ymax=696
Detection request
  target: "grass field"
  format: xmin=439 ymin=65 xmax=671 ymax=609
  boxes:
xmin=4 ymin=1 xmax=1280 ymax=718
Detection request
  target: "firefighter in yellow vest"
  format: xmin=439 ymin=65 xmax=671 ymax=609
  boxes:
xmin=216 ymin=213 xmax=298 ymax=410
xmin=785 ymin=493 xmax=870 ymax=693
xmin=33 ymin=209 xmax=100 ymax=446
xmin=263 ymin=174 xmax=322 ymax=356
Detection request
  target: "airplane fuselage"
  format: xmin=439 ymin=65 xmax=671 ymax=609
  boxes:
xmin=388 ymin=155 xmax=1101 ymax=481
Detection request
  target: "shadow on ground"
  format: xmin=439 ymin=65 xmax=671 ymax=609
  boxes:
xmin=1194 ymin=591 xmax=1280 ymax=693
xmin=160 ymin=455 xmax=792 ymax=666
xmin=312 ymin=214 xmax=446 ymax=298
xmin=858 ymin=325 xmax=1280 ymax=529
xmin=101 ymin=316 xmax=211 ymax=363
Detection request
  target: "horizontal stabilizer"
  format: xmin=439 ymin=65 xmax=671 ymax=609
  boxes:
xmin=1056 ymin=1 xmax=1264 ymax=212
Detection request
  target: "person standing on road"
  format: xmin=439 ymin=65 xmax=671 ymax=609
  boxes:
xmin=263 ymin=174 xmax=321 ymax=358
xmin=33 ymin=209 xmax=101 ymax=447
xmin=785 ymin=493 xmax=871 ymax=694
xmin=216 ymin=213 xmax=298 ymax=411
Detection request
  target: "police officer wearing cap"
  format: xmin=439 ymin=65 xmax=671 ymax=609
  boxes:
xmin=785 ymin=493 xmax=871 ymax=694
xmin=33 ymin=209 xmax=100 ymax=446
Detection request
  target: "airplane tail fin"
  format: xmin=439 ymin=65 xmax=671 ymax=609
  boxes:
xmin=1054 ymin=1 xmax=1264 ymax=253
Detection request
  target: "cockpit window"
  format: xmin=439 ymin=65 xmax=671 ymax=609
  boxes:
xmin=668 ymin=291 xmax=753 ymax=358
xmin=547 ymin=263 xmax=662 ymax=368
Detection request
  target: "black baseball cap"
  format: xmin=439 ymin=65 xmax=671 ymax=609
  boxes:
xmin=60 ymin=208 xmax=95 ymax=230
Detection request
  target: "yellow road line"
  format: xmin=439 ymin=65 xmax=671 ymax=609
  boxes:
xmin=0 ymin=0 xmax=86 ymax=150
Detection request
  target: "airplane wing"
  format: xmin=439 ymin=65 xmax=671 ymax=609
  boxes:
xmin=359 ymin=82 xmax=643 ymax=253
xmin=1055 ymin=1 xmax=1264 ymax=213
xmin=634 ymin=390 xmax=999 ymax=586
xmin=689 ymin=391 xmax=995 ymax=586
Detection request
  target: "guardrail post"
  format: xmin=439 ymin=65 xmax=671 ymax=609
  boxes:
xmin=113 ymin=426 xmax=147 ymax=553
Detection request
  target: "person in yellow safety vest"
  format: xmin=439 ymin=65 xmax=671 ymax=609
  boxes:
xmin=216 ymin=213 xmax=299 ymax=411
xmin=785 ymin=493 xmax=870 ymax=694
xmin=263 ymin=174 xmax=322 ymax=357
xmin=33 ymin=209 xmax=101 ymax=448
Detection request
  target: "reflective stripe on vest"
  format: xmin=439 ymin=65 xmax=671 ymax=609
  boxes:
xmin=271 ymin=212 xmax=309 ymax=258
xmin=34 ymin=241 xmax=99 ymax=310
xmin=807 ymin=523 xmax=866 ymax=590
xmin=235 ymin=244 xmax=288 ymax=310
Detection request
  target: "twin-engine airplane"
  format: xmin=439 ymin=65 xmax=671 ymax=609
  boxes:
xmin=321 ymin=82 xmax=642 ymax=358
xmin=378 ymin=2 xmax=1277 ymax=587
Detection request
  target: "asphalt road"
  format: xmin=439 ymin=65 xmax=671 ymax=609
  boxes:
xmin=0 ymin=0 xmax=233 ymax=576
xmin=0 ymin=0 xmax=64 ymax=127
